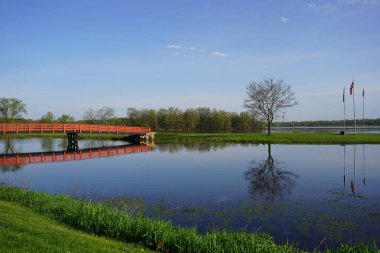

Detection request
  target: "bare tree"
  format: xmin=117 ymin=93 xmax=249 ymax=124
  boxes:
xmin=83 ymin=108 xmax=97 ymax=123
xmin=0 ymin=97 xmax=27 ymax=123
xmin=244 ymin=79 xmax=297 ymax=135
xmin=96 ymin=106 xmax=115 ymax=122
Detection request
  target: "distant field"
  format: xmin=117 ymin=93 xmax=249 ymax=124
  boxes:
xmin=155 ymin=132 xmax=380 ymax=144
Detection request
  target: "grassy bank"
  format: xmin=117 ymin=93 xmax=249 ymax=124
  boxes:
xmin=0 ymin=200 xmax=153 ymax=253
xmin=1 ymin=132 xmax=380 ymax=144
xmin=155 ymin=132 xmax=380 ymax=144
xmin=0 ymin=186 xmax=377 ymax=253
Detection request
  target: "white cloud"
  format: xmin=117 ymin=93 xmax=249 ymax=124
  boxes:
xmin=307 ymin=0 xmax=378 ymax=13
xmin=212 ymin=51 xmax=230 ymax=58
xmin=280 ymin=17 xmax=289 ymax=22
xmin=165 ymin=44 xmax=230 ymax=58
xmin=166 ymin=44 xmax=183 ymax=49
xmin=339 ymin=0 xmax=377 ymax=4
xmin=307 ymin=3 xmax=337 ymax=13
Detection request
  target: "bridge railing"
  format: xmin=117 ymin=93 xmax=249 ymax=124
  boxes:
xmin=0 ymin=123 xmax=151 ymax=135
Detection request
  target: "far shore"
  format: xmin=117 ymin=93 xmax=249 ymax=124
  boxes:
xmin=1 ymin=132 xmax=380 ymax=144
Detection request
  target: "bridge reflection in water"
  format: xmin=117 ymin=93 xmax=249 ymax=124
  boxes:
xmin=0 ymin=144 xmax=153 ymax=166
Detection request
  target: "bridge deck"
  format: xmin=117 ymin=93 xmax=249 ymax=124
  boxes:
xmin=0 ymin=145 xmax=153 ymax=166
xmin=0 ymin=123 xmax=151 ymax=135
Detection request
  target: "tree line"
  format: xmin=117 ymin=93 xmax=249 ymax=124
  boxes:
xmin=123 ymin=107 xmax=263 ymax=133
xmin=2 ymin=91 xmax=379 ymax=134
xmin=0 ymin=97 xmax=263 ymax=133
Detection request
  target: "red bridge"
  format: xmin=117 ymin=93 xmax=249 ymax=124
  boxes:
xmin=0 ymin=123 xmax=151 ymax=135
xmin=0 ymin=145 xmax=153 ymax=167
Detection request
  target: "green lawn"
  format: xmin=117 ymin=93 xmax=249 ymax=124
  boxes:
xmin=0 ymin=200 xmax=154 ymax=253
xmin=155 ymin=132 xmax=380 ymax=144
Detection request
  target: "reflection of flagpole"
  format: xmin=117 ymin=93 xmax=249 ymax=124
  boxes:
xmin=354 ymin=145 xmax=356 ymax=187
xmin=344 ymin=145 xmax=346 ymax=189
xmin=351 ymin=145 xmax=356 ymax=197
xmin=363 ymin=144 xmax=366 ymax=186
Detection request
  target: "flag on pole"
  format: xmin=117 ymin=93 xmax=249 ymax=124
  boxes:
xmin=363 ymin=89 xmax=364 ymax=97
xmin=350 ymin=81 xmax=354 ymax=95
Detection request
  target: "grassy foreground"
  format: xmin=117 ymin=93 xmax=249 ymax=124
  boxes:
xmin=0 ymin=186 xmax=378 ymax=253
xmin=155 ymin=132 xmax=380 ymax=144
xmin=0 ymin=200 xmax=153 ymax=253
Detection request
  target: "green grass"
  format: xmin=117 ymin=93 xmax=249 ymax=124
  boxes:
xmin=2 ymin=132 xmax=380 ymax=144
xmin=0 ymin=186 xmax=378 ymax=253
xmin=0 ymin=200 xmax=154 ymax=253
xmin=155 ymin=132 xmax=380 ymax=144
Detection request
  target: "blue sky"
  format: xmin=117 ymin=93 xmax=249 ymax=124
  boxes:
xmin=1 ymin=0 xmax=379 ymax=121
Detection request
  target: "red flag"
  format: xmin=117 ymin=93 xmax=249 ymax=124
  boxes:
xmin=349 ymin=81 xmax=354 ymax=95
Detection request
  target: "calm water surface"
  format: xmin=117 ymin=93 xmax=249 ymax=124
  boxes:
xmin=1 ymin=138 xmax=379 ymax=250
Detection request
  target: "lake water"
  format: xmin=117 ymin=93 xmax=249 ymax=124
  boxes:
xmin=1 ymin=138 xmax=379 ymax=250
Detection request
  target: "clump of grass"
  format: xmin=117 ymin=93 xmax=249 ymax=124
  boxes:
xmin=0 ymin=200 xmax=154 ymax=253
xmin=0 ymin=186 xmax=378 ymax=253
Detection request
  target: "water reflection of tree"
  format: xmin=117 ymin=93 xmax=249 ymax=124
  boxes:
xmin=1 ymin=138 xmax=23 ymax=171
xmin=1 ymin=164 xmax=23 ymax=172
xmin=40 ymin=138 xmax=55 ymax=152
xmin=58 ymin=139 xmax=68 ymax=150
xmin=244 ymin=144 xmax=298 ymax=201
xmin=82 ymin=140 xmax=116 ymax=149
xmin=156 ymin=142 xmax=240 ymax=153
xmin=2 ymin=138 xmax=21 ymax=154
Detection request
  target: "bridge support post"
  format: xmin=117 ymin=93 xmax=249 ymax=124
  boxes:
xmin=67 ymin=132 xmax=79 ymax=151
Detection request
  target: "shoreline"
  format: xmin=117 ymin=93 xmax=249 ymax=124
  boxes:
xmin=1 ymin=132 xmax=380 ymax=144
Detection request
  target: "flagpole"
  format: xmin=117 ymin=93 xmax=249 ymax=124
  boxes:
xmin=363 ymin=89 xmax=365 ymax=133
xmin=343 ymin=86 xmax=346 ymax=133
xmin=353 ymin=77 xmax=356 ymax=134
